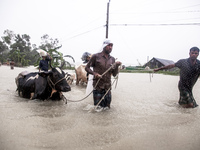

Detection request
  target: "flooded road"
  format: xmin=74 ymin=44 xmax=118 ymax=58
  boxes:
xmin=0 ymin=65 xmax=200 ymax=150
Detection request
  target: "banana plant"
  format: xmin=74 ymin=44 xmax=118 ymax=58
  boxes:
xmin=34 ymin=45 xmax=75 ymax=69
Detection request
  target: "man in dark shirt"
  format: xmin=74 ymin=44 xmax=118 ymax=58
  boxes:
xmin=39 ymin=53 xmax=52 ymax=72
xmin=85 ymin=39 xmax=121 ymax=109
xmin=154 ymin=47 xmax=200 ymax=108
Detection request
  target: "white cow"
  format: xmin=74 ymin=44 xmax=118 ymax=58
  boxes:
xmin=65 ymin=73 xmax=76 ymax=85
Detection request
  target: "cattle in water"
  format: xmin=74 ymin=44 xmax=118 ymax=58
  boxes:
xmin=65 ymin=73 xmax=76 ymax=85
xmin=75 ymin=65 xmax=88 ymax=85
xmin=15 ymin=66 xmax=71 ymax=100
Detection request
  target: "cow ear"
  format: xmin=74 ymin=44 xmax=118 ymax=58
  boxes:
xmin=38 ymin=71 xmax=52 ymax=77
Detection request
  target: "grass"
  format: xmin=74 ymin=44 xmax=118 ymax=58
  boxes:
xmin=120 ymin=68 xmax=180 ymax=76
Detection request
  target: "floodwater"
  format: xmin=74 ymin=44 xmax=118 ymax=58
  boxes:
xmin=0 ymin=65 xmax=200 ymax=150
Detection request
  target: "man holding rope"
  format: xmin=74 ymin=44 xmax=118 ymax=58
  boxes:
xmin=154 ymin=47 xmax=200 ymax=108
xmin=85 ymin=39 xmax=121 ymax=109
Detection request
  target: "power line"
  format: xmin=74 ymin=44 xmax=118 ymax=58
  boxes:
xmin=172 ymin=3 xmax=200 ymax=11
xmin=161 ymin=17 xmax=200 ymax=23
xmin=110 ymin=23 xmax=200 ymax=26
xmin=61 ymin=22 xmax=200 ymax=42
xmin=62 ymin=25 xmax=105 ymax=41
xmin=110 ymin=10 xmax=200 ymax=15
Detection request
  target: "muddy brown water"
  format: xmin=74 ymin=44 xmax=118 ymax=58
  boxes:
xmin=0 ymin=65 xmax=200 ymax=150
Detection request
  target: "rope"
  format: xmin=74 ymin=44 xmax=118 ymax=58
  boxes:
xmin=47 ymin=76 xmax=66 ymax=89
xmin=47 ymin=76 xmax=67 ymax=100
xmin=64 ymin=62 xmax=120 ymax=104
xmin=94 ymin=74 xmax=119 ymax=109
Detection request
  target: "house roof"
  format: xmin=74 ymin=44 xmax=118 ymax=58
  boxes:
xmin=153 ymin=57 xmax=174 ymax=66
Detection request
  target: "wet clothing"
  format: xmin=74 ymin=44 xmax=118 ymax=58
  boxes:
xmin=85 ymin=52 xmax=119 ymax=107
xmin=178 ymin=89 xmax=198 ymax=107
xmin=85 ymin=52 xmax=119 ymax=91
xmin=39 ymin=57 xmax=51 ymax=72
xmin=175 ymin=58 xmax=200 ymax=107
xmin=93 ymin=89 xmax=111 ymax=108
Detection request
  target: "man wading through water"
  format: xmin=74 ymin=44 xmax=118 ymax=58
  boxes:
xmin=154 ymin=47 xmax=200 ymax=108
xmin=85 ymin=39 xmax=121 ymax=109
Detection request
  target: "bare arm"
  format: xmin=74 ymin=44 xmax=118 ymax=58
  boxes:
xmin=85 ymin=63 xmax=94 ymax=75
xmin=85 ymin=55 xmax=103 ymax=79
xmin=154 ymin=64 xmax=175 ymax=72
xmin=47 ymin=53 xmax=52 ymax=60
xmin=85 ymin=56 xmax=98 ymax=77
xmin=85 ymin=63 xmax=102 ymax=79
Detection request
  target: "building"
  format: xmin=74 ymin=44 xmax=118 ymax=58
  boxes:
xmin=144 ymin=57 xmax=175 ymax=69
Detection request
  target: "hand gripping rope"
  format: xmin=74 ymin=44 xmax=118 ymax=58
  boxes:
xmin=63 ymin=62 xmax=120 ymax=107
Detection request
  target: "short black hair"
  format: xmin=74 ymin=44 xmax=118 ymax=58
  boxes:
xmin=190 ymin=47 xmax=199 ymax=52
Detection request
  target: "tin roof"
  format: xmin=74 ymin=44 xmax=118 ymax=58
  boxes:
xmin=153 ymin=57 xmax=174 ymax=66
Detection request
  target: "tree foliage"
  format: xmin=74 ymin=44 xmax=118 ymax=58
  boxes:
xmin=0 ymin=30 xmax=73 ymax=68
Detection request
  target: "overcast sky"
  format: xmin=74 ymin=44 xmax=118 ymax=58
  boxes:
xmin=0 ymin=0 xmax=200 ymax=66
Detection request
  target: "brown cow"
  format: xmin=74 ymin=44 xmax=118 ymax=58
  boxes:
xmin=75 ymin=65 xmax=88 ymax=85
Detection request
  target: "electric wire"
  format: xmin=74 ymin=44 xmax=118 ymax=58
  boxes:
xmin=110 ymin=23 xmax=200 ymax=26
xmin=60 ymin=1 xmax=200 ymax=42
xmin=61 ymin=25 xmax=105 ymax=41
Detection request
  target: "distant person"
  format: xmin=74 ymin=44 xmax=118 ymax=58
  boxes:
xmin=154 ymin=47 xmax=200 ymax=108
xmin=81 ymin=52 xmax=93 ymax=95
xmin=85 ymin=39 xmax=121 ymax=109
xmin=10 ymin=60 xmax=15 ymax=69
xmin=81 ymin=52 xmax=92 ymax=64
xmin=81 ymin=52 xmax=92 ymax=81
xmin=39 ymin=53 xmax=52 ymax=72
xmin=7 ymin=60 xmax=9 ymax=66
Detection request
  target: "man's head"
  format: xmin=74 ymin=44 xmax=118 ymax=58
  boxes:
xmin=42 ymin=56 xmax=46 ymax=60
xmin=81 ymin=52 xmax=92 ymax=63
xmin=189 ymin=47 xmax=199 ymax=60
xmin=190 ymin=47 xmax=199 ymax=53
xmin=102 ymin=39 xmax=113 ymax=54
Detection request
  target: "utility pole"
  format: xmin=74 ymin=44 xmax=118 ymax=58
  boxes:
xmin=106 ymin=0 xmax=110 ymax=38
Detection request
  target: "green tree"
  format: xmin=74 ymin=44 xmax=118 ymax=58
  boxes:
xmin=2 ymin=29 xmax=15 ymax=45
xmin=0 ymin=40 xmax=9 ymax=63
xmin=39 ymin=34 xmax=59 ymax=50
xmin=1 ymin=30 xmax=32 ymax=66
xmin=0 ymin=30 xmax=15 ymax=64
xmin=8 ymin=34 xmax=32 ymax=66
xmin=1 ymin=30 xmax=74 ymax=67
xmin=35 ymin=34 xmax=67 ymax=68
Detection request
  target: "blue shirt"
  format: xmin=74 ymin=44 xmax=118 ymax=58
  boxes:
xmin=39 ymin=58 xmax=50 ymax=71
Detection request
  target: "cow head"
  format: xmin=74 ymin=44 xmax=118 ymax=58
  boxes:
xmin=39 ymin=67 xmax=71 ymax=92
xmin=50 ymin=67 xmax=71 ymax=92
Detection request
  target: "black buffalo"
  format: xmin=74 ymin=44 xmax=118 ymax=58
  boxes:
xmin=15 ymin=66 xmax=71 ymax=100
